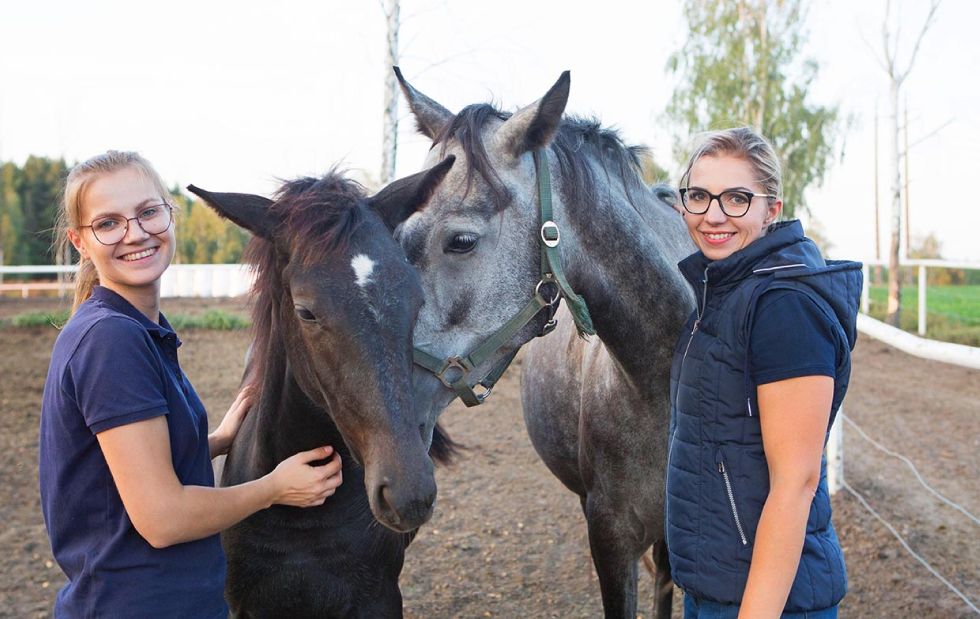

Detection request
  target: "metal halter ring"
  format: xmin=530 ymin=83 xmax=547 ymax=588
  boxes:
xmin=535 ymin=279 xmax=561 ymax=306
xmin=473 ymin=383 xmax=493 ymax=402
xmin=540 ymin=220 xmax=560 ymax=248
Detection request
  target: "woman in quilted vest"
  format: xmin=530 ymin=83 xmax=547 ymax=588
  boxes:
xmin=666 ymin=127 xmax=861 ymax=618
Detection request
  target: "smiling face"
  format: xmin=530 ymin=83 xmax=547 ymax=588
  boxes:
xmin=683 ymin=154 xmax=782 ymax=261
xmin=68 ymin=166 xmax=175 ymax=302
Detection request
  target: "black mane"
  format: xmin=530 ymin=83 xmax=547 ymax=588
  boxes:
xmin=435 ymin=103 xmax=651 ymax=209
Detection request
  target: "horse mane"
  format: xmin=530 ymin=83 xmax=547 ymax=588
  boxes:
xmin=243 ymin=170 xmax=366 ymax=391
xmin=434 ymin=103 xmax=652 ymax=210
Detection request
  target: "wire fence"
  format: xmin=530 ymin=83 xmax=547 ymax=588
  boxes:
xmin=839 ymin=412 xmax=979 ymax=615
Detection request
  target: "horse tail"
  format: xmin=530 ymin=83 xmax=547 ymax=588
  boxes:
xmin=429 ymin=422 xmax=464 ymax=466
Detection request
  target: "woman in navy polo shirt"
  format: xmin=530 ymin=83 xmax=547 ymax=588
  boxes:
xmin=665 ymin=128 xmax=862 ymax=618
xmin=40 ymin=151 xmax=344 ymax=619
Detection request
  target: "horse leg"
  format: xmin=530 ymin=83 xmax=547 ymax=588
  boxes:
xmin=652 ymin=538 xmax=673 ymax=619
xmin=582 ymin=495 xmax=640 ymax=619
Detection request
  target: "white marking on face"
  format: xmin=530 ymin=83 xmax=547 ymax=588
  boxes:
xmin=351 ymin=254 xmax=375 ymax=288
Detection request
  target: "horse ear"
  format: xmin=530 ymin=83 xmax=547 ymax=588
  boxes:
xmin=186 ymin=185 xmax=277 ymax=240
xmin=495 ymin=71 xmax=570 ymax=158
xmin=369 ymin=156 xmax=455 ymax=232
xmin=394 ymin=66 xmax=454 ymax=140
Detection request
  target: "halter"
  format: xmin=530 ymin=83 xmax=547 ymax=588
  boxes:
xmin=412 ymin=149 xmax=595 ymax=406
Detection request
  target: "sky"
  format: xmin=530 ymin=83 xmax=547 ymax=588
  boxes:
xmin=1 ymin=0 xmax=977 ymax=262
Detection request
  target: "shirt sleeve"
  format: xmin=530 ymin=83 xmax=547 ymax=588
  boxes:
xmin=64 ymin=316 xmax=170 ymax=434
xmin=749 ymin=289 xmax=839 ymax=386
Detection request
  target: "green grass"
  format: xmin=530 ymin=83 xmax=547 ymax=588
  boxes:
xmin=867 ymin=285 xmax=980 ymax=346
xmin=3 ymin=308 xmax=250 ymax=331
xmin=8 ymin=310 xmax=71 ymax=328
xmin=168 ymin=309 xmax=250 ymax=330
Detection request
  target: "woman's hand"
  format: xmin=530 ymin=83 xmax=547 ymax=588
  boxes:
xmin=208 ymin=385 xmax=255 ymax=459
xmin=267 ymin=445 xmax=344 ymax=508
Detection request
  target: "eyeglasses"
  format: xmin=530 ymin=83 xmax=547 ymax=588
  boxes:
xmin=79 ymin=203 xmax=174 ymax=245
xmin=679 ymin=187 xmax=776 ymax=218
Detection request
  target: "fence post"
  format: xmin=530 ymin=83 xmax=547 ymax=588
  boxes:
xmin=918 ymin=265 xmax=927 ymax=336
xmin=827 ymin=407 xmax=843 ymax=496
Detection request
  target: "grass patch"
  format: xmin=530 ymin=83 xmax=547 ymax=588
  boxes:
xmin=3 ymin=308 xmax=249 ymax=331
xmin=867 ymin=285 xmax=980 ymax=347
xmin=7 ymin=310 xmax=70 ymax=328
xmin=168 ymin=309 xmax=250 ymax=330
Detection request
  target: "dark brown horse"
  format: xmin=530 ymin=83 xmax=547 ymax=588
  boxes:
xmin=188 ymin=158 xmax=455 ymax=618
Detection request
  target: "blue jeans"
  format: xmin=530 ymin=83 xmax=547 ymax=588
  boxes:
xmin=684 ymin=595 xmax=838 ymax=619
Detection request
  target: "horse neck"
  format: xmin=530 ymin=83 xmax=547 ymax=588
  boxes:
xmin=229 ymin=332 xmax=348 ymax=481
xmin=554 ymin=156 xmax=695 ymax=385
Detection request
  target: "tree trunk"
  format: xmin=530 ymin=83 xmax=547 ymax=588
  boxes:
xmin=886 ymin=79 xmax=902 ymax=327
xmin=380 ymin=0 xmax=400 ymax=185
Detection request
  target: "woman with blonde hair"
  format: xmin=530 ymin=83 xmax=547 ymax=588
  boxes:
xmin=666 ymin=128 xmax=861 ymax=618
xmin=40 ymin=151 xmax=343 ymax=618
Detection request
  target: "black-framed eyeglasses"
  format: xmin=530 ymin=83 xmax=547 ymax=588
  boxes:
xmin=79 ymin=203 xmax=174 ymax=245
xmin=679 ymin=187 xmax=777 ymax=218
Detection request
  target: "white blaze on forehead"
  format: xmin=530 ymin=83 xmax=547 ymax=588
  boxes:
xmin=351 ymin=254 xmax=375 ymax=288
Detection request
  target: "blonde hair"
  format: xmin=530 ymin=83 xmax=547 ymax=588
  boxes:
xmin=679 ymin=127 xmax=782 ymax=203
xmin=55 ymin=151 xmax=171 ymax=314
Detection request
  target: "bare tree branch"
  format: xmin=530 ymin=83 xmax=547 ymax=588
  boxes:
xmin=897 ymin=0 xmax=940 ymax=83
xmin=859 ymin=22 xmax=890 ymax=73
xmin=903 ymin=117 xmax=954 ymax=153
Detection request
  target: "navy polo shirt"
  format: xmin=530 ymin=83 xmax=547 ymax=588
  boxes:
xmin=39 ymin=286 xmax=227 ymax=619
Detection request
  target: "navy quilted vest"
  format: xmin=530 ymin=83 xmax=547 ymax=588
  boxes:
xmin=665 ymin=220 xmax=861 ymax=611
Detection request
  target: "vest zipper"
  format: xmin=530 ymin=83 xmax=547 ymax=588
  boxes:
xmin=682 ymin=268 xmax=709 ymax=362
xmin=717 ymin=456 xmax=749 ymax=546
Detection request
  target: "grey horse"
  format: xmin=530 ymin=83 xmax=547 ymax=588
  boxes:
xmin=394 ymin=68 xmax=696 ymax=618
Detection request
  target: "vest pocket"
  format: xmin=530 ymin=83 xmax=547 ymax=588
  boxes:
xmin=716 ymin=447 xmax=749 ymax=546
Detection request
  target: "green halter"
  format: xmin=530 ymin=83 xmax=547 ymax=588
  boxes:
xmin=412 ymin=149 xmax=595 ymax=406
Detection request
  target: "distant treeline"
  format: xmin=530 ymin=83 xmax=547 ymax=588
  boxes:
xmin=0 ymin=156 xmax=250 ymax=266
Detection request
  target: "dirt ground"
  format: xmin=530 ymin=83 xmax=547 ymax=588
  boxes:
xmin=1 ymin=296 xmax=977 ymax=618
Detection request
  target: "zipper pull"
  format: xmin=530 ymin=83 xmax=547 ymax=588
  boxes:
xmin=717 ymin=462 xmax=725 ymax=474
xmin=691 ymin=319 xmax=700 ymax=336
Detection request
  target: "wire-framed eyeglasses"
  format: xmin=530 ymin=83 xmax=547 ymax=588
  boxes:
xmin=79 ymin=203 xmax=174 ymax=245
xmin=679 ymin=187 xmax=777 ymax=218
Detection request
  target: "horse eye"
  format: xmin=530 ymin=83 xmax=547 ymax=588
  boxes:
xmin=294 ymin=305 xmax=317 ymax=322
xmin=445 ymin=232 xmax=479 ymax=254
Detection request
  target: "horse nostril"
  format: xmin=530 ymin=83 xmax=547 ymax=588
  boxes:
xmin=376 ymin=484 xmax=400 ymax=521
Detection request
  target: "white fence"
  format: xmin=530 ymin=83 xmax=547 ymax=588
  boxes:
xmin=861 ymin=258 xmax=979 ymax=336
xmin=0 ymin=264 xmax=255 ymax=298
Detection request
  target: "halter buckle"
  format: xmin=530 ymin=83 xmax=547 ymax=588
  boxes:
xmin=540 ymin=220 xmax=560 ymax=248
xmin=436 ymin=356 xmax=471 ymax=389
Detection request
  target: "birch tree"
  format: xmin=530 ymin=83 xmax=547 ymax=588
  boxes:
xmin=872 ymin=0 xmax=940 ymax=327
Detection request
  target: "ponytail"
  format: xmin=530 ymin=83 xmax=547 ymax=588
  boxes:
xmin=71 ymin=259 xmax=99 ymax=314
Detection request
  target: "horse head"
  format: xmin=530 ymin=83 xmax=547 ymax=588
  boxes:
xmin=188 ymin=157 xmax=453 ymax=532
xmin=394 ymin=67 xmax=580 ymax=421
